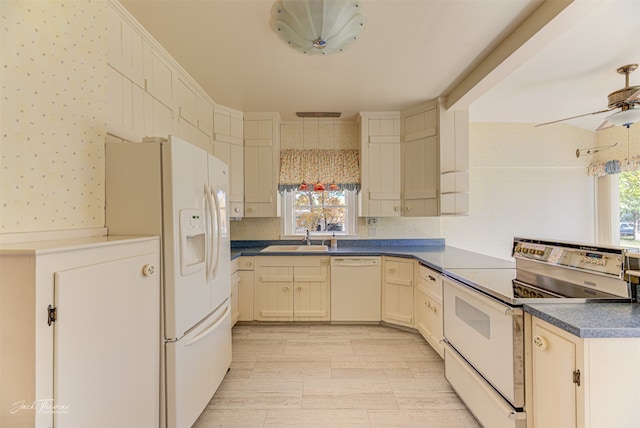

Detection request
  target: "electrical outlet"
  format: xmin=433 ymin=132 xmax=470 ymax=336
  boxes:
xmin=367 ymin=217 xmax=378 ymax=225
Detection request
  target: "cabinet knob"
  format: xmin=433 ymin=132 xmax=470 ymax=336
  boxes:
xmin=234 ymin=207 xmax=241 ymax=213
xmin=284 ymin=286 xmax=290 ymax=292
xmin=247 ymin=207 xmax=254 ymax=213
xmin=297 ymin=286 xmax=302 ymax=292
xmin=389 ymin=268 xmax=396 ymax=273
xmin=532 ymin=335 xmax=549 ymax=351
xmin=247 ymin=261 xmax=253 ymax=266
xmin=142 ymin=264 xmax=156 ymax=276
xmin=394 ymin=206 xmax=400 ymax=212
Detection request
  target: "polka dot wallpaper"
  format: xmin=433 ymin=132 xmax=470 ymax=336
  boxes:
xmin=1 ymin=0 xmax=107 ymax=234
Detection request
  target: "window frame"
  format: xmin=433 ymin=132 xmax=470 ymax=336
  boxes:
xmin=281 ymin=189 xmax=359 ymax=238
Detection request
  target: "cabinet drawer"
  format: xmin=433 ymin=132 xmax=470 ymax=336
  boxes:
xmin=416 ymin=263 xmax=441 ymax=301
xmin=238 ymin=256 xmax=255 ymax=271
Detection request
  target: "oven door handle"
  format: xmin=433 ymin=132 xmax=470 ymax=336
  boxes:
xmin=504 ymin=307 xmax=523 ymax=316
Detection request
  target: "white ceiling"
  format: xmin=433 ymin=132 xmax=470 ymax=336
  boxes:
xmin=120 ymin=0 xmax=640 ymax=131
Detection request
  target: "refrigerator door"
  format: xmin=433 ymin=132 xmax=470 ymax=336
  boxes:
xmin=165 ymin=300 xmax=232 ymax=428
xmin=208 ymin=154 xmax=231 ymax=311
xmin=164 ymin=136 xmax=212 ymax=339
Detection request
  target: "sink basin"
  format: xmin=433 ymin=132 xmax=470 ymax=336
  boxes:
xmin=261 ymin=245 xmax=328 ymax=252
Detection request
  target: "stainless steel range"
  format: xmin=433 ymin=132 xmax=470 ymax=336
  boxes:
xmin=441 ymin=237 xmax=635 ymax=428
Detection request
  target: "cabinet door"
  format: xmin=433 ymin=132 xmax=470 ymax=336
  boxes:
xmin=402 ymin=105 xmax=438 ymax=216
xmin=230 ymin=270 xmax=240 ymax=326
xmin=238 ymin=270 xmax=255 ymax=321
xmin=530 ymin=319 xmax=578 ymax=428
xmin=255 ymin=266 xmax=293 ymax=321
xmin=366 ymin=138 xmax=401 ymax=217
xmin=293 ymin=266 xmax=330 ymax=321
xmin=382 ymin=258 xmax=414 ymax=327
xmin=420 ymin=291 xmax=443 ymax=358
xmin=244 ymin=142 xmax=275 ymax=217
xmin=143 ymin=43 xmax=174 ymax=109
xmin=53 ymin=253 xmax=159 ymax=428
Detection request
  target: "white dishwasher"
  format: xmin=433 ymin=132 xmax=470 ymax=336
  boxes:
xmin=330 ymin=257 xmax=382 ymax=322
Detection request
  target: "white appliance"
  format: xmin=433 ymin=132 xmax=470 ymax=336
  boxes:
xmin=330 ymin=257 xmax=381 ymax=322
xmin=106 ymin=135 xmax=232 ymax=428
xmin=442 ymin=237 xmax=633 ymax=428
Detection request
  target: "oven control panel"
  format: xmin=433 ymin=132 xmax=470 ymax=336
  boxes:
xmin=512 ymin=238 xmax=626 ymax=278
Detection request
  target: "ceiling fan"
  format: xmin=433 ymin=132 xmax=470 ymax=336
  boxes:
xmin=535 ymin=64 xmax=640 ymax=131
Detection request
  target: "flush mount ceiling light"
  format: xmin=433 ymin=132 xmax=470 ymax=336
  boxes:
xmin=272 ymin=0 xmax=366 ymax=55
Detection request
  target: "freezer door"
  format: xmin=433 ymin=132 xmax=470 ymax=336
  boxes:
xmin=164 ymin=136 xmax=212 ymax=339
xmin=208 ymin=153 xmax=231 ymax=310
xmin=165 ymin=300 xmax=232 ymax=428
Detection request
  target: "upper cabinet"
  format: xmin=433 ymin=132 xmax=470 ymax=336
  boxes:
xmin=214 ymin=105 xmax=245 ymax=217
xmin=358 ymin=112 xmax=402 ymax=217
xmin=244 ymin=113 xmax=281 ymax=218
xmin=401 ymin=103 xmax=439 ymax=216
xmin=359 ymin=99 xmax=469 ymax=217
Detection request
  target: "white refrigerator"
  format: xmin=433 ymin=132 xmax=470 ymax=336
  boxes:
xmin=105 ymin=135 xmax=232 ymax=428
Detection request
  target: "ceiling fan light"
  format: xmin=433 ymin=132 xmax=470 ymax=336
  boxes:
xmin=605 ymin=108 xmax=640 ymax=127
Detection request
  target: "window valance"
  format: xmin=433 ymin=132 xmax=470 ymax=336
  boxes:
xmin=587 ymin=156 xmax=640 ymax=177
xmin=279 ymin=149 xmax=360 ymax=192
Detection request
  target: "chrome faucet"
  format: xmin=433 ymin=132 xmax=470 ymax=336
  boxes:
xmin=304 ymin=229 xmax=311 ymax=246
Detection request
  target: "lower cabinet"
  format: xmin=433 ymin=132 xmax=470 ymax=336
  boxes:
xmin=525 ymin=314 xmax=640 ymax=428
xmin=0 ymin=237 xmax=160 ymax=428
xmin=237 ymin=256 xmax=255 ymax=322
xmin=414 ymin=263 xmax=444 ymax=358
xmin=255 ymin=256 xmax=330 ymax=321
xmin=381 ymin=256 xmax=414 ymax=328
xmin=230 ymin=258 xmax=240 ymax=326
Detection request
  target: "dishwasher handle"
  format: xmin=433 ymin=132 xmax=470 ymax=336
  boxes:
xmin=331 ymin=257 xmax=381 ymax=267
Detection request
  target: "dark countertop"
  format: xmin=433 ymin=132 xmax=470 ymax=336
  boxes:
xmin=524 ymin=303 xmax=640 ymax=339
xmin=231 ymin=239 xmax=515 ymax=271
xmin=231 ymin=239 xmax=639 ymax=338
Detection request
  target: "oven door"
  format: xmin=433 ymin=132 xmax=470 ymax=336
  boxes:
xmin=443 ymin=276 xmax=524 ymax=408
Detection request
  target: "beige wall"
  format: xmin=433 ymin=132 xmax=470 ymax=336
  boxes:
xmin=1 ymin=1 xmax=107 ymax=235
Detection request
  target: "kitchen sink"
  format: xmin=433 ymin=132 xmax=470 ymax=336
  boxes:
xmin=260 ymin=245 xmax=328 ymax=252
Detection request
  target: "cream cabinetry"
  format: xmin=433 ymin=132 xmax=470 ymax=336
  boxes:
xmin=244 ymin=113 xmax=281 ymax=218
xmin=525 ymin=314 xmax=640 ymax=428
xmin=255 ymin=256 xmax=330 ymax=321
xmin=401 ymin=103 xmax=439 ymax=216
xmin=0 ymin=237 xmax=160 ymax=428
xmin=358 ymin=100 xmax=469 ymax=217
xmin=414 ymin=262 xmax=444 ymax=358
xmin=358 ymin=112 xmax=402 ymax=217
xmin=237 ymin=256 xmax=255 ymax=322
xmin=214 ymin=106 xmax=245 ymax=217
xmin=382 ymin=256 xmax=414 ymax=328
xmin=230 ymin=258 xmax=240 ymax=326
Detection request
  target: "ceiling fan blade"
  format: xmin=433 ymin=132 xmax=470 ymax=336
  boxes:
xmin=595 ymin=120 xmax=615 ymax=131
xmin=534 ymin=108 xmax=614 ymax=127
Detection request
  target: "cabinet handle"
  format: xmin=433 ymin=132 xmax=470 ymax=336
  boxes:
xmin=394 ymin=206 xmax=400 ymax=212
xmin=532 ymin=335 xmax=548 ymax=351
xmin=247 ymin=207 xmax=254 ymax=213
xmin=234 ymin=207 xmax=241 ymax=213
xmin=284 ymin=286 xmax=290 ymax=292
xmin=247 ymin=261 xmax=253 ymax=266
xmin=428 ymin=275 xmax=436 ymax=282
xmin=142 ymin=264 xmax=156 ymax=276
xmin=389 ymin=268 xmax=396 ymax=273
xmin=297 ymin=286 xmax=302 ymax=292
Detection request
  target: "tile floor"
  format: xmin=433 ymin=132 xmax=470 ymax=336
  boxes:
xmin=193 ymin=324 xmax=480 ymax=427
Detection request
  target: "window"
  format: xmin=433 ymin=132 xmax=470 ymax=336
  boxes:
xmin=619 ymin=170 xmax=639 ymax=249
xmin=282 ymin=189 xmax=357 ymax=237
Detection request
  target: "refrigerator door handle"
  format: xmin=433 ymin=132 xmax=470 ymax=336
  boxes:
xmin=184 ymin=303 xmax=229 ymax=347
xmin=210 ymin=188 xmax=221 ymax=280
xmin=204 ymin=183 xmax=214 ymax=282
